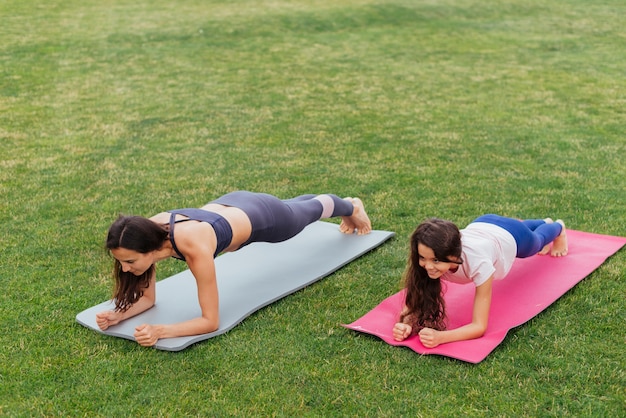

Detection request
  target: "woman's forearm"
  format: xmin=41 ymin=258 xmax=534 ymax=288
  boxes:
xmin=119 ymin=295 xmax=155 ymax=321
xmin=154 ymin=316 xmax=219 ymax=339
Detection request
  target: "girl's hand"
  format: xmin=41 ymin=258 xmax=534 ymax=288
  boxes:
xmin=418 ymin=327 xmax=441 ymax=348
xmin=392 ymin=322 xmax=413 ymax=341
xmin=95 ymin=310 xmax=122 ymax=330
xmin=134 ymin=324 xmax=161 ymax=347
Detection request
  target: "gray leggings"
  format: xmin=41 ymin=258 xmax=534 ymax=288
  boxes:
xmin=211 ymin=191 xmax=353 ymax=247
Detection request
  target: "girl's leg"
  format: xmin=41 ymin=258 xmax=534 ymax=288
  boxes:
xmin=520 ymin=218 xmax=553 ymax=255
xmin=472 ymin=214 xmax=564 ymax=258
xmin=521 ymin=219 xmax=549 ymax=231
xmin=521 ymin=218 xmax=552 ymax=255
xmin=518 ymin=219 xmax=563 ymax=257
xmin=539 ymin=219 xmax=568 ymax=257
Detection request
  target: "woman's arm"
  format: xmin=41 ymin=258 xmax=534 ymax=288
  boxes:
xmin=418 ymin=277 xmax=493 ymax=348
xmin=96 ymin=274 xmax=157 ymax=330
xmin=132 ymin=241 xmax=220 ymax=347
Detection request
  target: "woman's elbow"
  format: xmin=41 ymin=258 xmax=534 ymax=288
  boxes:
xmin=208 ymin=322 xmax=219 ymax=333
xmin=140 ymin=294 xmax=156 ymax=309
xmin=204 ymin=317 xmax=219 ymax=333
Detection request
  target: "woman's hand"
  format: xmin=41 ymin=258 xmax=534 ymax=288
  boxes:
xmin=418 ymin=327 xmax=442 ymax=348
xmin=392 ymin=322 xmax=413 ymax=341
xmin=134 ymin=324 xmax=162 ymax=347
xmin=95 ymin=310 xmax=123 ymax=330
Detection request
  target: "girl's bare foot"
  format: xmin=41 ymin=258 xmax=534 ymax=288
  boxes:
xmin=538 ymin=218 xmax=554 ymax=255
xmin=339 ymin=197 xmax=372 ymax=235
xmin=551 ymin=220 xmax=568 ymax=257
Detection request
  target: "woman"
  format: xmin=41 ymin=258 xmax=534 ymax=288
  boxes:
xmin=96 ymin=191 xmax=372 ymax=346
xmin=392 ymin=214 xmax=568 ymax=347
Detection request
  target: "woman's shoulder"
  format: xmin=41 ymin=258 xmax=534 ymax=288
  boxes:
xmin=149 ymin=212 xmax=171 ymax=224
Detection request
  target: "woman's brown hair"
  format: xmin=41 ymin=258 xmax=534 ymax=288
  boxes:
xmin=400 ymin=218 xmax=462 ymax=333
xmin=106 ymin=215 xmax=169 ymax=312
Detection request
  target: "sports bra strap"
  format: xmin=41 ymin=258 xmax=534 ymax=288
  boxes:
xmin=168 ymin=212 xmax=187 ymax=261
xmin=167 ymin=209 xmax=234 ymax=258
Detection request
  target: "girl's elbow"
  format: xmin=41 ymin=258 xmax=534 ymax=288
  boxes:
xmin=476 ymin=322 xmax=488 ymax=337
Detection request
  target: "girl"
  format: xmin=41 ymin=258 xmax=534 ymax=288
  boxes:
xmin=392 ymin=214 xmax=568 ymax=347
xmin=96 ymin=191 xmax=372 ymax=347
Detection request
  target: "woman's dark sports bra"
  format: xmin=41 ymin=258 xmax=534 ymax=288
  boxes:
xmin=167 ymin=208 xmax=234 ymax=259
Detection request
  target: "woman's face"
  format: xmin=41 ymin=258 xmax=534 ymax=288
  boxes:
xmin=417 ymin=243 xmax=457 ymax=279
xmin=110 ymin=247 xmax=154 ymax=276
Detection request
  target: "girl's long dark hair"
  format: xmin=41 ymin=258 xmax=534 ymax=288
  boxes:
xmin=106 ymin=215 xmax=169 ymax=312
xmin=400 ymin=218 xmax=462 ymax=332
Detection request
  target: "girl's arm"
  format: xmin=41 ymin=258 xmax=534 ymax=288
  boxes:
xmin=392 ymin=306 xmax=414 ymax=341
xmin=133 ymin=243 xmax=220 ymax=347
xmin=418 ymin=276 xmax=493 ymax=348
xmin=95 ymin=273 xmax=156 ymax=330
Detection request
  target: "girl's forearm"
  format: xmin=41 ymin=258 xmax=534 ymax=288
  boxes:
xmin=439 ymin=322 xmax=487 ymax=344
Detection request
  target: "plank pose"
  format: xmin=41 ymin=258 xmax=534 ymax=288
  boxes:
xmin=393 ymin=214 xmax=568 ymax=347
xmin=96 ymin=191 xmax=372 ymax=346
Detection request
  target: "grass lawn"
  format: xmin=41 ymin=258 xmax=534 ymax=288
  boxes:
xmin=1 ymin=0 xmax=624 ymax=416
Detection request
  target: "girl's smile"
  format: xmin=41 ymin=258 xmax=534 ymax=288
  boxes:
xmin=417 ymin=243 xmax=457 ymax=279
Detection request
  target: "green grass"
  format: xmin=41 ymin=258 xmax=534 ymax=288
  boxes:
xmin=1 ymin=0 xmax=625 ymax=415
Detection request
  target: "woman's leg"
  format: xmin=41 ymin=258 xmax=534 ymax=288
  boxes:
xmin=214 ymin=192 xmax=370 ymax=247
xmin=337 ymin=197 xmax=370 ymax=235
xmin=283 ymin=194 xmax=370 ymax=235
xmin=281 ymin=194 xmax=317 ymax=203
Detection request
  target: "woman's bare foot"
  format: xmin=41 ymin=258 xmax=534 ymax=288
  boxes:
xmin=538 ymin=218 xmax=554 ymax=255
xmin=339 ymin=197 xmax=372 ymax=235
xmin=339 ymin=197 xmax=357 ymax=233
xmin=551 ymin=220 xmax=568 ymax=257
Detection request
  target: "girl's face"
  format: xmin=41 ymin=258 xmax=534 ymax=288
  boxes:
xmin=110 ymin=247 xmax=154 ymax=276
xmin=417 ymin=243 xmax=458 ymax=279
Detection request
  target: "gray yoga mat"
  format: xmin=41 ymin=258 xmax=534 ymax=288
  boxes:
xmin=76 ymin=221 xmax=394 ymax=351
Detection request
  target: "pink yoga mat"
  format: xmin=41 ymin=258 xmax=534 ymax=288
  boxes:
xmin=343 ymin=229 xmax=626 ymax=363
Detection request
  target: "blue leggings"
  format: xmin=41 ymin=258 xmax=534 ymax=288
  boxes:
xmin=471 ymin=214 xmax=563 ymax=258
xmin=211 ymin=191 xmax=353 ymax=247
